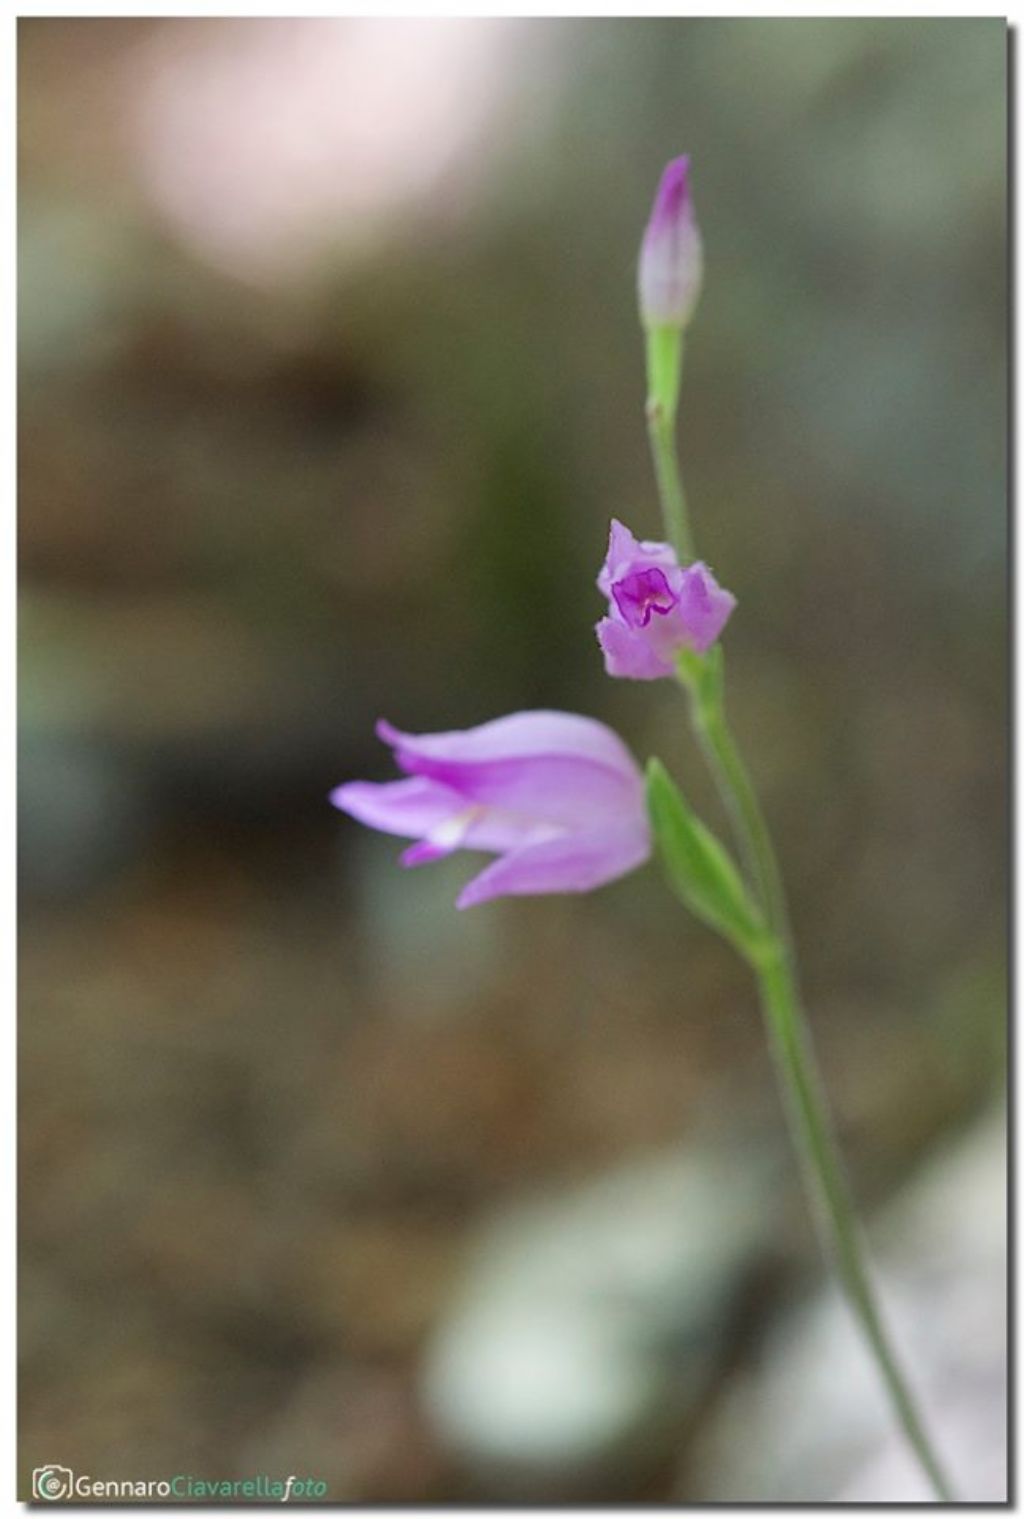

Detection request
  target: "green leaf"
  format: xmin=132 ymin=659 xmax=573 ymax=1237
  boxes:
xmin=645 ymin=757 xmax=766 ymax=959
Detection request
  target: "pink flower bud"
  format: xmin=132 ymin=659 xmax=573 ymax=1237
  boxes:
xmin=638 ymin=156 xmax=703 ymax=330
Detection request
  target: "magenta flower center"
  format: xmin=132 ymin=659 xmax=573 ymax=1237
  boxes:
xmin=612 ymin=567 xmax=679 ymax=629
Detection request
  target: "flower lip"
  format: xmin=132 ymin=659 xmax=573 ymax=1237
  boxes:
xmin=612 ymin=566 xmax=679 ymax=629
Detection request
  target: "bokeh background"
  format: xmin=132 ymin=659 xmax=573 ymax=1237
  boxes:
xmin=19 ymin=17 xmax=1006 ymax=1504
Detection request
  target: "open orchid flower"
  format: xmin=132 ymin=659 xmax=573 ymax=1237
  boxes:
xmin=330 ymin=711 xmax=651 ymax=909
xmin=596 ymin=518 xmax=735 ymax=680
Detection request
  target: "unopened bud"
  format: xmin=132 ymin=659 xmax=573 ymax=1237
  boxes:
xmin=638 ymin=156 xmax=703 ymax=330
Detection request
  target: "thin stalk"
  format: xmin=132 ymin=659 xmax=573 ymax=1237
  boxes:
xmin=646 ymin=367 xmax=955 ymax=1501
xmin=689 ymin=671 xmax=791 ymax=949
xmin=751 ymin=935 xmax=954 ymax=1502
xmin=647 ymin=405 xmax=693 ymax=562
xmin=645 ymin=327 xmax=693 ymax=561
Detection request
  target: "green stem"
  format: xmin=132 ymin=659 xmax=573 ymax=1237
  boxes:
xmin=645 ymin=349 xmax=954 ymax=1500
xmin=686 ymin=660 xmax=791 ymax=950
xmin=750 ymin=935 xmax=955 ymax=1502
xmin=647 ymin=408 xmax=692 ymax=561
xmin=645 ymin=327 xmax=693 ymax=561
xmin=698 ymin=698 xmax=953 ymax=1498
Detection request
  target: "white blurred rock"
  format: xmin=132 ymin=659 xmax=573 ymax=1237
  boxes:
xmin=422 ymin=1143 xmax=780 ymax=1495
xmin=689 ymin=1101 xmax=1007 ymax=1503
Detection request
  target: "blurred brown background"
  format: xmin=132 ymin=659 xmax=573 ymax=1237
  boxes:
xmin=19 ymin=17 xmax=1006 ymax=1503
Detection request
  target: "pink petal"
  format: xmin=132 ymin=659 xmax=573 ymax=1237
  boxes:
xmin=596 ymin=518 xmax=641 ymax=596
xmin=329 ymin=777 xmax=463 ymax=838
xmin=375 ymin=712 xmax=644 ymax=831
xmin=400 ymin=806 xmax=555 ymax=866
xmin=596 ymin=617 xmax=675 ymax=681
xmin=395 ymin=753 xmax=642 ymax=832
xmin=596 ymin=518 xmax=677 ymax=598
xmin=377 ymin=710 xmax=637 ymax=777
xmin=399 ymin=805 xmax=478 ymax=867
xmin=674 ymin=563 xmax=736 ymax=653
xmin=456 ymin=824 xmax=651 ymax=909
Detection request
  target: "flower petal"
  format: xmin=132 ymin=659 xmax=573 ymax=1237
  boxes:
xmin=597 ymin=518 xmax=677 ymax=598
xmin=376 ymin=712 xmax=644 ymax=831
xmin=597 ymin=518 xmax=641 ymax=596
xmin=596 ymin=616 xmax=675 ymax=680
xmin=674 ymin=562 xmax=736 ymax=653
xmin=333 ymin=777 xmax=557 ymax=864
xmin=456 ymin=824 xmax=651 ymax=909
xmin=400 ymin=806 xmax=480 ymax=867
xmin=401 ymin=805 xmax=558 ymax=865
xmin=329 ymin=777 xmax=463 ymax=838
xmin=377 ymin=710 xmax=637 ymax=776
xmin=396 ymin=753 xmax=642 ymax=832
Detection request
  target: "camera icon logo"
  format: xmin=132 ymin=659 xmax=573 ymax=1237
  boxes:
xmin=32 ymin=1466 xmax=73 ymax=1501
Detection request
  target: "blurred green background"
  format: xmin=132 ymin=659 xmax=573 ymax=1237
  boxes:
xmin=19 ymin=17 xmax=1006 ymax=1503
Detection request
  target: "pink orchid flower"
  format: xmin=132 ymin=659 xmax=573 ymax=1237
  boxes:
xmin=596 ymin=518 xmax=736 ymax=680
xmin=331 ymin=711 xmax=651 ymax=909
